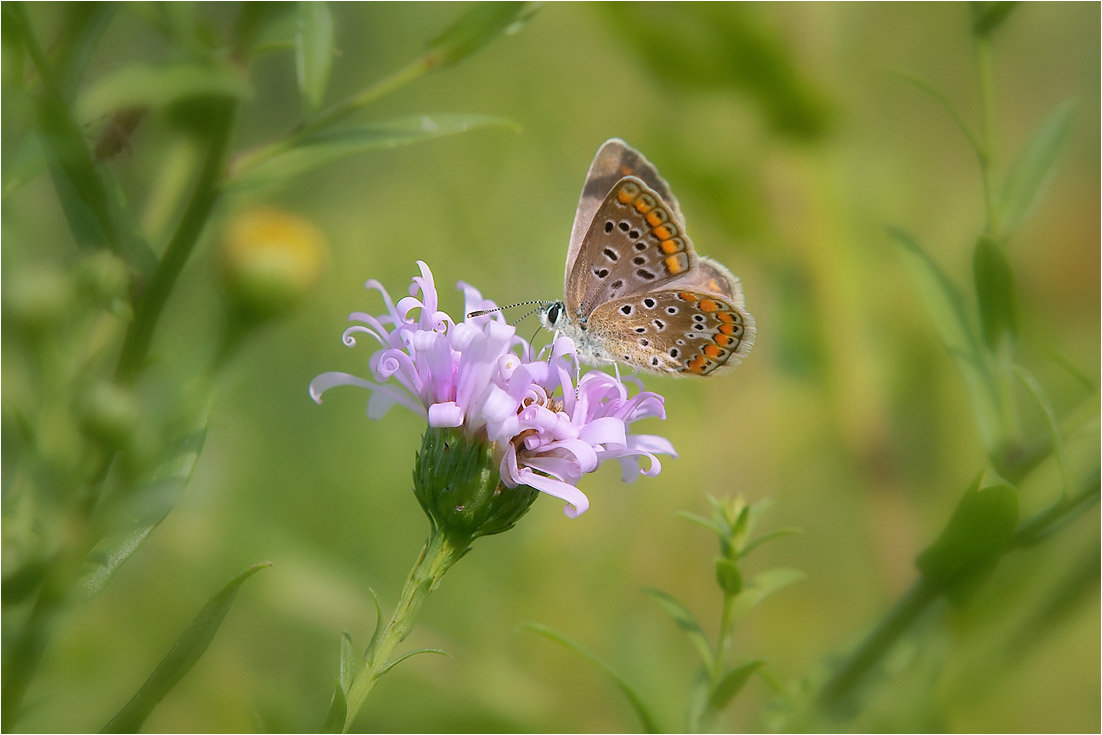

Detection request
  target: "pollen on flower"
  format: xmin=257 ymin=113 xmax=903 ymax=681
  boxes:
xmin=309 ymin=261 xmax=677 ymax=519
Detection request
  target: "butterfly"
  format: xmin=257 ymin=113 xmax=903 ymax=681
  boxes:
xmin=538 ymin=139 xmax=755 ymax=376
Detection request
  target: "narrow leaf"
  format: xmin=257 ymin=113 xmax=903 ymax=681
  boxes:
xmin=425 ymin=2 xmax=532 ymax=69
xmin=319 ymin=632 xmax=356 ymax=733
xmin=363 ymin=588 xmax=384 ymax=660
xmin=739 ymin=527 xmax=804 ymax=557
xmin=891 ymin=227 xmax=1004 ymax=451
xmin=643 ymin=588 xmax=714 ymax=669
xmin=1013 ymin=365 xmax=1069 ymax=497
xmin=295 ymin=1 xmax=335 ymax=114
xmin=705 ymin=660 xmax=765 ymax=717
xmin=1000 ymin=100 xmax=1076 ymax=237
xmin=78 ymin=62 xmax=251 ymax=121
xmin=730 ymin=568 xmax=806 ymax=622
xmin=229 ymin=114 xmax=517 ymax=190
xmin=101 ymin=562 xmax=272 ymax=733
xmin=375 ymin=648 xmax=450 ymax=679
xmin=973 ymin=235 xmax=1018 ymax=349
xmin=319 ymin=681 xmax=347 ymax=734
xmin=888 ymin=68 xmax=984 ymax=163
xmin=338 ymin=631 xmax=355 ymax=692
xmin=78 ymin=426 xmax=208 ymax=600
xmin=522 ymin=623 xmax=661 ymax=734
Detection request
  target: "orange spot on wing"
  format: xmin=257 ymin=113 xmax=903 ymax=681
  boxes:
xmin=718 ymin=323 xmax=735 ymax=335
xmin=653 ymin=225 xmax=672 ymax=240
xmin=665 ymin=255 xmax=685 ymax=274
xmin=617 ymin=188 xmax=634 ymax=205
xmin=678 ymin=291 xmax=698 ymax=302
xmin=645 ymin=209 xmax=667 ymax=226
xmin=704 ymin=344 xmax=722 ymax=358
xmin=717 ymin=311 xmax=736 ymax=323
xmin=699 ymin=299 xmax=718 ymax=312
xmin=715 ymin=334 xmax=732 ymax=347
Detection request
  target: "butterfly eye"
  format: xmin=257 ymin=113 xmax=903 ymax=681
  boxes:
xmin=547 ymin=303 xmax=563 ymax=324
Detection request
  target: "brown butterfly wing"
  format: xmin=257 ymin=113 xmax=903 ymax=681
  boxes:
xmin=565 ymin=176 xmax=699 ymax=320
xmin=585 ymin=289 xmax=755 ymax=376
xmin=565 ymin=139 xmax=685 ymax=288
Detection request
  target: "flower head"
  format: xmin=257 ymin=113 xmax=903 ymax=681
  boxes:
xmin=309 ymin=261 xmax=676 ymax=519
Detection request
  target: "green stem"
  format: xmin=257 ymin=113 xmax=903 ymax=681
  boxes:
xmin=342 ymin=530 xmax=466 ymax=732
xmin=815 ymin=577 xmax=941 ymax=712
xmin=114 ymin=100 xmax=235 ymax=383
xmin=975 ymin=32 xmax=1001 ymax=240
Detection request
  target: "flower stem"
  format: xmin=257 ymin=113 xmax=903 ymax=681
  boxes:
xmin=342 ymin=530 xmax=467 ymax=732
xmin=975 ymin=32 xmax=1001 ymax=241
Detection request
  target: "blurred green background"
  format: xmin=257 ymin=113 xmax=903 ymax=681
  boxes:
xmin=3 ymin=3 xmax=1098 ymax=732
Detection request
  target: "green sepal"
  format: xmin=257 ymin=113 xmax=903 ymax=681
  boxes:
xmin=363 ymin=587 xmax=384 ymax=661
xmin=644 ymin=588 xmax=714 ymax=669
xmin=100 ymin=562 xmax=272 ymax=733
xmin=522 ymin=623 xmax=661 ymax=734
xmin=413 ymin=426 xmax=539 ymax=545
xmin=916 ymin=479 xmax=1018 ymax=602
xmin=973 ymin=235 xmax=1018 ymax=350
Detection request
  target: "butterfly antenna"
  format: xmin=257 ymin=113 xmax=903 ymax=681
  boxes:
xmin=467 ymin=300 xmax=547 ymax=319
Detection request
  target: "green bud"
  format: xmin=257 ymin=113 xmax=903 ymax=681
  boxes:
xmin=76 ymin=381 xmax=141 ymax=450
xmin=75 ymin=250 xmax=131 ymax=306
xmin=218 ymin=206 xmax=326 ymax=321
xmin=413 ymin=427 xmax=539 ymax=547
xmin=3 ymin=265 xmax=74 ymax=333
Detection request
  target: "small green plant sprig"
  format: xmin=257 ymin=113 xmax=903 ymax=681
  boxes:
xmin=527 ymin=495 xmax=802 ymax=733
xmin=791 ymin=3 xmax=1098 ymax=728
xmin=1 ymin=4 xmax=531 ymax=730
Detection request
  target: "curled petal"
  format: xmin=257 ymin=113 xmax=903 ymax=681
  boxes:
xmin=428 ymin=402 xmax=464 ymax=428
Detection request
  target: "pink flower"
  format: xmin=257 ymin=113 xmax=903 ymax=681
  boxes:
xmin=309 ymin=261 xmax=676 ymax=517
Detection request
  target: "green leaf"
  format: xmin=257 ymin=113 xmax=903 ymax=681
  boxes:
xmin=522 ymin=623 xmax=661 ymax=734
xmin=715 ymin=558 xmax=743 ymax=596
xmin=295 ymin=1 xmax=334 ymax=114
xmin=916 ymin=480 xmax=1018 ymax=595
xmin=425 ymin=2 xmax=533 ymax=70
xmin=973 ymin=235 xmax=1018 ymax=349
xmin=1013 ymin=366 xmax=1069 ymax=497
xmin=740 ymin=527 xmax=803 ymax=557
xmin=78 ymin=427 xmax=208 ymax=600
xmin=972 ymin=2 xmax=1020 ymax=36
xmin=705 ymin=660 xmax=765 ymax=718
xmin=363 ymin=587 xmax=384 ymax=661
xmin=375 ymin=648 xmax=450 ymax=679
xmin=730 ymin=568 xmax=806 ymax=622
xmin=228 ymin=113 xmax=517 ymax=190
xmin=643 ymin=588 xmax=714 ymax=669
xmin=888 ymin=68 xmax=984 ymax=164
xmin=320 ymin=632 xmax=356 ymax=733
xmin=77 ymin=61 xmax=252 ymax=121
xmin=891 ymin=226 xmax=1004 ymax=451
xmin=319 ymin=680 xmax=347 ymax=734
xmin=100 ymin=562 xmax=272 ymax=733
xmin=1000 ymin=100 xmax=1076 ymax=237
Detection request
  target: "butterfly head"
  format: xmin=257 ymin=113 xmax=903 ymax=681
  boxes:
xmin=538 ymin=300 xmax=568 ymax=332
